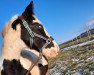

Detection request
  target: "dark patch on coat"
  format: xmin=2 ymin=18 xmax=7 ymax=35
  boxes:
xmin=1 ymin=59 xmax=31 ymax=75
xmin=38 ymin=64 xmax=48 ymax=75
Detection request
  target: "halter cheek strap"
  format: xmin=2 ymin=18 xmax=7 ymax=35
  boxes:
xmin=18 ymin=16 xmax=53 ymax=50
xmin=18 ymin=16 xmax=53 ymax=75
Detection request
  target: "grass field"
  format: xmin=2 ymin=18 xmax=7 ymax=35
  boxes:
xmin=60 ymin=34 xmax=94 ymax=49
xmin=48 ymin=32 xmax=94 ymax=75
xmin=48 ymin=43 xmax=94 ymax=75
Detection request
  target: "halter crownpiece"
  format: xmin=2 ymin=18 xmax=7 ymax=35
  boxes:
xmin=18 ymin=15 xmax=53 ymax=75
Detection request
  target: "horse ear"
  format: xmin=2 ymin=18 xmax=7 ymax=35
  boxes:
xmin=22 ymin=1 xmax=34 ymax=23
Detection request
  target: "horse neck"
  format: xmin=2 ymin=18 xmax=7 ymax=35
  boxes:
xmin=2 ymin=27 xmax=27 ymax=61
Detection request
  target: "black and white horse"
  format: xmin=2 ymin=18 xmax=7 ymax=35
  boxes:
xmin=1 ymin=1 xmax=59 ymax=75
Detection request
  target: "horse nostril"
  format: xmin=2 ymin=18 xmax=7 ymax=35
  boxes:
xmin=38 ymin=63 xmax=42 ymax=68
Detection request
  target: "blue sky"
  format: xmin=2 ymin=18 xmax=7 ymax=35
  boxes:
xmin=1 ymin=0 xmax=94 ymax=61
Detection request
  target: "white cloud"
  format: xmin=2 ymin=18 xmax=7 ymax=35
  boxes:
xmin=84 ymin=19 xmax=94 ymax=31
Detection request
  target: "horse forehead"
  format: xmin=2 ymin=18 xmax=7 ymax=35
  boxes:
xmin=32 ymin=15 xmax=50 ymax=37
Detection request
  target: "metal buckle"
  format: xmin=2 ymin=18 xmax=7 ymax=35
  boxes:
xmin=46 ymin=39 xmax=51 ymax=44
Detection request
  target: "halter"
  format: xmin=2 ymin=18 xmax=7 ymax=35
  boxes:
xmin=18 ymin=16 xmax=53 ymax=75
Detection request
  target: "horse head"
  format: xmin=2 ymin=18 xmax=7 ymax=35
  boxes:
xmin=2 ymin=1 xmax=59 ymax=59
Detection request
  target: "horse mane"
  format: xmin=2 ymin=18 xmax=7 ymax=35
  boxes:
xmin=2 ymin=15 xmax=18 ymax=37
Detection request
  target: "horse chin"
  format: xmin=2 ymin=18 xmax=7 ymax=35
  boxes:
xmin=42 ymin=41 xmax=60 ymax=59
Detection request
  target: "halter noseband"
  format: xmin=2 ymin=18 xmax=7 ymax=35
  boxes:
xmin=18 ymin=16 xmax=53 ymax=75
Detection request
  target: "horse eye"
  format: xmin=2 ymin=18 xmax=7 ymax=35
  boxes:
xmin=38 ymin=26 xmax=42 ymax=28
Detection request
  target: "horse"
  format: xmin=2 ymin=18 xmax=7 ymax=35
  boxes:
xmin=1 ymin=1 xmax=59 ymax=75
